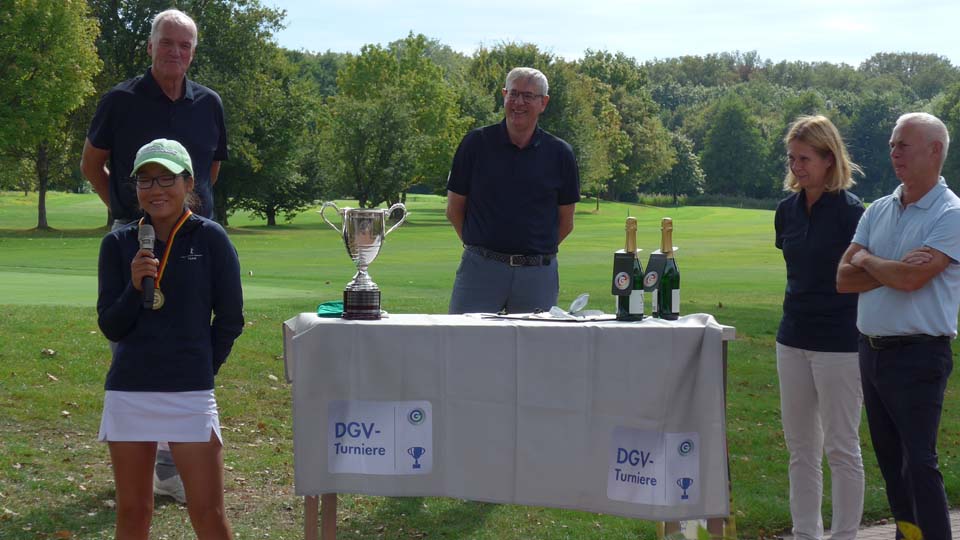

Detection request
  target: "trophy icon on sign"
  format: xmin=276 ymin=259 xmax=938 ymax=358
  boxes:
xmin=408 ymin=446 xmax=426 ymax=469
xmin=677 ymin=477 xmax=694 ymax=500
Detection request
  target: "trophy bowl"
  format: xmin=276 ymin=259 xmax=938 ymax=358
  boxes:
xmin=320 ymin=202 xmax=407 ymax=320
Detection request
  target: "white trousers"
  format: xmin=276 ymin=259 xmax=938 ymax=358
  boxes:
xmin=776 ymin=343 xmax=864 ymax=540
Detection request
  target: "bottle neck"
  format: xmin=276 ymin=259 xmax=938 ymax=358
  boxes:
xmin=661 ymin=229 xmax=673 ymax=259
xmin=625 ymin=228 xmax=637 ymax=254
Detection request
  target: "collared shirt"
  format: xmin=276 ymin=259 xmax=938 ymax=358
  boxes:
xmin=775 ymin=189 xmax=864 ymax=352
xmin=97 ymin=214 xmax=244 ymax=391
xmin=853 ymin=178 xmax=960 ymax=337
xmin=87 ymin=68 xmax=228 ymax=221
xmin=446 ymin=120 xmax=580 ymax=255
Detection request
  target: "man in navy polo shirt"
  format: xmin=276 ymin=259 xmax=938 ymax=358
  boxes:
xmin=838 ymin=113 xmax=960 ymax=540
xmin=445 ymin=67 xmax=580 ymax=314
xmin=81 ymin=8 xmax=227 ymax=226
xmin=80 ymin=8 xmax=227 ymax=504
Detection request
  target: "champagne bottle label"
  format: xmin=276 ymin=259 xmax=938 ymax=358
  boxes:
xmin=656 ymin=217 xmax=680 ymax=320
xmin=615 ymin=217 xmax=643 ymax=321
xmin=611 ymin=256 xmax=635 ymax=295
xmin=629 ymin=290 xmax=643 ymax=313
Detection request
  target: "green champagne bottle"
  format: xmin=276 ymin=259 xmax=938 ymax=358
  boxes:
xmin=653 ymin=217 xmax=680 ymax=320
xmin=616 ymin=217 xmax=644 ymax=321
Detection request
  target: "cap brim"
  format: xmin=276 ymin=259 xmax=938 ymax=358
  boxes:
xmin=133 ymin=157 xmax=189 ymax=176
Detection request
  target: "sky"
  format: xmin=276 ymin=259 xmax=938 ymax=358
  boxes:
xmin=269 ymin=0 xmax=959 ymax=67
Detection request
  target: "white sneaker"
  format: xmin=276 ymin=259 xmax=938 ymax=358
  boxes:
xmin=153 ymin=471 xmax=186 ymax=504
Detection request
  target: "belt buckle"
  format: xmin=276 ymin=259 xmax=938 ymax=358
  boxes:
xmin=509 ymin=254 xmax=523 ymax=267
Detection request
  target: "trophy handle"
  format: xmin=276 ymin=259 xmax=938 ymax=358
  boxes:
xmin=383 ymin=203 xmax=408 ymax=237
xmin=318 ymin=201 xmax=343 ymax=234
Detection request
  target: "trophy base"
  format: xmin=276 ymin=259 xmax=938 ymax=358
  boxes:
xmin=343 ymin=289 xmax=381 ymax=320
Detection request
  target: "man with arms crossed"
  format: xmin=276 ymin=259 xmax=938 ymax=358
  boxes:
xmin=446 ymin=67 xmax=580 ymax=314
xmin=837 ymin=112 xmax=960 ymax=540
xmin=80 ymin=8 xmax=228 ymax=503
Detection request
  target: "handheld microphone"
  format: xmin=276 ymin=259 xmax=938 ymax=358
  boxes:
xmin=138 ymin=224 xmax=156 ymax=309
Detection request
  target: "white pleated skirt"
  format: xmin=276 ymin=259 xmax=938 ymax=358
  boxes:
xmin=98 ymin=389 xmax=223 ymax=444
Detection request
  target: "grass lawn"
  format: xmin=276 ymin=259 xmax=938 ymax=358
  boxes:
xmin=2 ymin=191 xmax=959 ymax=539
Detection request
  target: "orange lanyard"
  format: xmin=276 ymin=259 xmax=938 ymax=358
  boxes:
xmin=139 ymin=210 xmax=192 ymax=289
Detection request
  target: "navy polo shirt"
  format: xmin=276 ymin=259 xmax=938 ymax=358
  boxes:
xmin=97 ymin=214 xmax=244 ymax=391
xmin=447 ymin=120 xmax=580 ymax=255
xmin=87 ymin=68 xmax=228 ymax=221
xmin=775 ymin=189 xmax=865 ymax=352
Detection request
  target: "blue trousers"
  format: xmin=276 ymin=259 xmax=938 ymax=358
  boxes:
xmin=859 ymin=337 xmax=953 ymax=540
xmin=448 ymin=248 xmax=559 ymax=314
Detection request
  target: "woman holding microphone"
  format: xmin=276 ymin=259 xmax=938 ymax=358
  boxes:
xmin=96 ymin=138 xmax=243 ymax=539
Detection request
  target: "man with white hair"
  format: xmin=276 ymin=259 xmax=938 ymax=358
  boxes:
xmin=81 ymin=8 xmax=228 ymax=504
xmin=81 ymin=8 xmax=227 ymax=226
xmin=837 ymin=112 xmax=960 ymax=540
xmin=446 ymin=67 xmax=580 ymax=314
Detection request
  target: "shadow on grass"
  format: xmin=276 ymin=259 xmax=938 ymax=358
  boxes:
xmin=2 ymin=488 xmax=116 ymax=539
xmin=341 ymin=495 xmax=497 ymax=539
xmin=2 ymin=486 xmax=196 ymax=540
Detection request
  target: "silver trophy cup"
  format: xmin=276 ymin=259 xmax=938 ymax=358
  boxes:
xmin=320 ymin=202 xmax=407 ymax=319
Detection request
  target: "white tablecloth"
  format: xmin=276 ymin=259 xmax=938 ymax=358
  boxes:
xmin=283 ymin=313 xmax=732 ymax=520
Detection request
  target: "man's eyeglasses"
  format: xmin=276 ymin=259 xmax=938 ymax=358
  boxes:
xmin=505 ymin=90 xmax=544 ymax=103
xmin=133 ymin=173 xmax=184 ymax=190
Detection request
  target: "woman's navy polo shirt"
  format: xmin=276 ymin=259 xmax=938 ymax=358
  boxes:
xmin=775 ymin=189 xmax=864 ymax=352
xmin=97 ymin=214 xmax=244 ymax=391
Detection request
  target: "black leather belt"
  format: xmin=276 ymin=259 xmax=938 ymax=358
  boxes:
xmin=861 ymin=333 xmax=950 ymax=350
xmin=466 ymin=245 xmax=554 ymax=267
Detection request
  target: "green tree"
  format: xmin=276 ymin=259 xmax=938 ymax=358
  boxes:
xmin=650 ymin=133 xmax=705 ymax=205
xmin=86 ymin=0 xmax=165 ymax=84
xmin=546 ymin=64 xmax=623 ymax=209
xmin=579 ymin=50 xmax=675 ymax=200
xmin=860 ymin=52 xmax=959 ymax=101
xmin=286 ymin=49 xmax=345 ymax=98
xmin=642 ymin=53 xmax=739 ymax=87
xmin=186 ymin=0 xmax=286 ymax=223
xmin=0 ymin=0 xmax=101 ymax=229
xmin=327 ymin=35 xmax=470 ymax=203
xmin=322 ymin=92 xmax=418 ymax=208
xmin=847 ymin=92 xmax=906 ymax=199
xmin=700 ymin=96 xmax=770 ymax=197
xmin=227 ymin=46 xmax=321 ymax=225
xmin=930 ymin=82 xmax=960 ymax=190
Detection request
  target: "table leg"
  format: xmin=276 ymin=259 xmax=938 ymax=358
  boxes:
xmin=305 ymin=496 xmax=319 ymax=540
xmin=660 ymin=340 xmax=736 ymax=540
xmin=321 ymin=493 xmax=338 ymax=540
xmin=663 ymin=521 xmax=682 ymax=537
xmin=721 ymin=341 xmax=737 ymax=539
xmin=707 ymin=517 xmax=724 ymax=537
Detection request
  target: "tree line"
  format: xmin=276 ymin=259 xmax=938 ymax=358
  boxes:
xmin=4 ymin=0 xmax=960 ymax=228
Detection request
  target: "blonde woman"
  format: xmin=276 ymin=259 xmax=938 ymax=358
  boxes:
xmin=774 ymin=115 xmax=865 ymax=540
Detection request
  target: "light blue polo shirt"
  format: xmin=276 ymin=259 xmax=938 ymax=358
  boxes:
xmin=853 ymin=178 xmax=960 ymax=337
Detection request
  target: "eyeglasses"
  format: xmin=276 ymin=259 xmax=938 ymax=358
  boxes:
xmin=133 ymin=173 xmax=183 ymax=190
xmin=505 ymin=90 xmax=544 ymax=103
